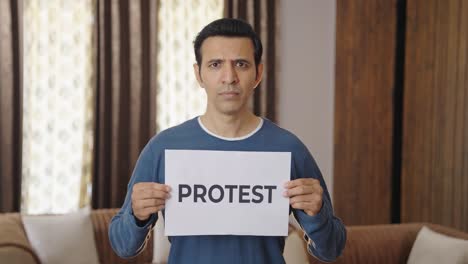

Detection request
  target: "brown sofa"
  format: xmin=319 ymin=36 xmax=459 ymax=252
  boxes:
xmin=1 ymin=208 xmax=467 ymax=264
xmin=306 ymin=222 xmax=468 ymax=264
xmin=0 ymin=209 xmax=153 ymax=264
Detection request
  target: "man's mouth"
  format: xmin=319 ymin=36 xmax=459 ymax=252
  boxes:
xmin=219 ymin=91 xmax=240 ymax=98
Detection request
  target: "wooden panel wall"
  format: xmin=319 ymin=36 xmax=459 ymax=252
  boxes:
xmin=333 ymin=1 xmax=397 ymax=225
xmin=401 ymin=0 xmax=468 ymax=232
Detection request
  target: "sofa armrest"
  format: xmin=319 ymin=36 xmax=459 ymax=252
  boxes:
xmin=325 ymin=223 xmax=422 ymax=264
xmin=0 ymin=213 xmax=41 ymax=264
xmin=308 ymin=223 xmax=468 ymax=264
xmin=90 ymin=208 xmax=154 ymax=264
xmin=424 ymin=223 xmax=468 ymax=240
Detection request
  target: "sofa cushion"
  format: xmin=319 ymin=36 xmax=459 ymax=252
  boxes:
xmin=283 ymin=225 xmax=309 ymax=264
xmin=152 ymin=212 xmax=171 ymax=264
xmin=0 ymin=246 xmax=40 ymax=264
xmin=22 ymin=209 xmax=99 ymax=264
xmin=0 ymin=213 xmax=41 ymax=264
xmin=407 ymin=226 xmax=468 ymax=264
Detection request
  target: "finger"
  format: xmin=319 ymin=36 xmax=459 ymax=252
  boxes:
xmin=144 ymin=189 xmax=171 ymax=199
xmin=289 ymin=194 xmax=316 ymax=204
xmin=312 ymin=183 xmax=324 ymax=196
xmin=133 ymin=188 xmax=171 ymax=200
xmin=283 ymin=185 xmax=315 ymax=197
xmin=153 ymin=183 xmax=172 ymax=192
xmin=133 ymin=182 xmax=172 ymax=192
xmin=290 ymin=201 xmax=322 ymax=213
xmin=133 ymin=198 xmax=166 ymax=209
xmin=284 ymin=178 xmax=319 ymax=189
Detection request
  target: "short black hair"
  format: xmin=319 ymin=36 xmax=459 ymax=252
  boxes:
xmin=193 ymin=18 xmax=263 ymax=68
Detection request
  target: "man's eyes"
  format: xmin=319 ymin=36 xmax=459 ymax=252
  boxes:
xmin=236 ymin=61 xmax=249 ymax=68
xmin=208 ymin=62 xmax=220 ymax=68
xmin=207 ymin=61 xmax=250 ymax=68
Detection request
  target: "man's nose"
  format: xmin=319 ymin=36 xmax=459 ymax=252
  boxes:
xmin=222 ymin=63 xmax=239 ymax=84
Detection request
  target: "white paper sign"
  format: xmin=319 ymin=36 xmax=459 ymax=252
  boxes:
xmin=164 ymin=150 xmax=291 ymax=236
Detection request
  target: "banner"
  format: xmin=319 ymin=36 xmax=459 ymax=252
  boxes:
xmin=164 ymin=150 xmax=291 ymax=236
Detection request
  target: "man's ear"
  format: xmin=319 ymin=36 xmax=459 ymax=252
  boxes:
xmin=193 ymin=63 xmax=204 ymax=88
xmin=253 ymin=63 xmax=264 ymax=89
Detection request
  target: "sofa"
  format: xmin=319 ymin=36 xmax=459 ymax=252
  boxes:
xmin=306 ymin=223 xmax=468 ymax=263
xmin=0 ymin=208 xmax=467 ymax=264
xmin=0 ymin=209 xmax=152 ymax=264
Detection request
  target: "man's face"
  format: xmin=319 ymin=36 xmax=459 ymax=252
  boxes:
xmin=194 ymin=36 xmax=263 ymax=116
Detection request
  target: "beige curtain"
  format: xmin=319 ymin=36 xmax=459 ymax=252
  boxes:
xmin=22 ymin=0 xmax=96 ymax=214
xmin=224 ymin=0 xmax=278 ymax=122
xmin=92 ymin=0 xmax=159 ymax=209
xmin=0 ymin=0 xmax=22 ymax=213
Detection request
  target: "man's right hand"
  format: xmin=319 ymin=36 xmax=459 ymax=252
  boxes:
xmin=131 ymin=182 xmax=171 ymax=222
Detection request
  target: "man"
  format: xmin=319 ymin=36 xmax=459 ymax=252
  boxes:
xmin=109 ymin=18 xmax=346 ymax=263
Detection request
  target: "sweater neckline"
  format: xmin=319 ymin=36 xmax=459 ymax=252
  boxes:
xmin=197 ymin=116 xmax=264 ymax=141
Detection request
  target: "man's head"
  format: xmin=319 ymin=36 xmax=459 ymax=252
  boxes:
xmin=193 ymin=18 xmax=263 ymax=74
xmin=192 ymin=19 xmax=264 ymax=117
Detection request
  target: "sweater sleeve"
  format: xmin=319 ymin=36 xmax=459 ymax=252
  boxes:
xmin=291 ymin=146 xmax=347 ymax=262
xmin=108 ymin=139 xmax=160 ymax=258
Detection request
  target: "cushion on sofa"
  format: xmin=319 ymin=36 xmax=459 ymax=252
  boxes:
xmin=407 ymin=226 xmax=468 ymax=264
xmin=0 ymin=213 xmax=41 ymax=264
xmin=152 ymin=212 xmax=171 ymax=264
xmin=22 ymin=209 xmax=100 ymax=264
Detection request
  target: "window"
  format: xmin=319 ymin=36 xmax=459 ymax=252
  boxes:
xmin=22 ymin=0 xmax=96 ymax=214
xmin=156 ymin=0 xmax=223 ymax=131
xmin=21 ymin=0 xmax=223 ymax=214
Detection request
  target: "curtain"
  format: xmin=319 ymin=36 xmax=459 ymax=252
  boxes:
xmin=156 ymin=0 xmax=223 ymax=132
xmin=92 ymin=0 xmax=159 ymax=209
xmin=22 ymin=0 xmax=96 ymax=214
xmin=224 ymin=0 xmax=277 ymax=122
xmin=0 ymin=0 xmax=22 ymax=213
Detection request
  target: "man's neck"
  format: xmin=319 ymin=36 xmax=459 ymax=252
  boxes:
xmin=200 ymin=111 xmax=261 ymax=139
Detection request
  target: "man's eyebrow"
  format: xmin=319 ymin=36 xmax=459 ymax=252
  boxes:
xmin=234 ymin=59 xmax=250 ymax=64
xmin=205 ymin=58 xmax=252 ymax=65
xmin=206 ymin=59 xmax=224 ymax=64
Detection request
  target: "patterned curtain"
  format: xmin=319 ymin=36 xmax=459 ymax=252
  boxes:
xmin=21 ymin=0 xmax=96 ymax=214
xmin=156 ymin=0 xmax=223 ymax=132
xmin=224 ymin=0 xmax=278 ymax=122
xmin=0 ymin=0 xmax=23 ymax=213
xmin=93 ymin=0 xmax=224 ymax=209
xmin=92 ymin=0 xmax=159 ymax=209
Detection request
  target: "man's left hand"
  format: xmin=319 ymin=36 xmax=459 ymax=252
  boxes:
xmin=283 ymin=178 xmax=323 ymax=216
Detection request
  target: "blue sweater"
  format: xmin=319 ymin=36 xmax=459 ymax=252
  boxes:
xmin=109 ymin=117 xmax=346 ymax=263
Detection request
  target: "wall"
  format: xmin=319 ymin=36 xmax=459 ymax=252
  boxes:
xmin=278 ymin=0 xmax=336 ymax=198
xmin=333 ymin=0 xmax=397 ymax=225
xmin=331 ymin=0 xmax=468 ymax=231
xmin=401 ymin=0 xmax=468 ymax=232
